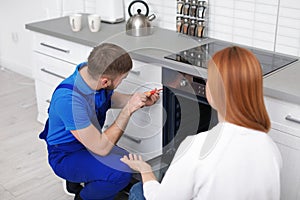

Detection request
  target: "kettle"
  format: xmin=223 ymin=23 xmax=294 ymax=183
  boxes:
xmin=126 ymin=0 xmax=156 ymax=36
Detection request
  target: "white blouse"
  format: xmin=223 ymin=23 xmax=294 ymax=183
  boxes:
xmin=143 ymin=122 xmax=282 ymax=200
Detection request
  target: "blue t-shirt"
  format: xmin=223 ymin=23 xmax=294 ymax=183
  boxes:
xmin=47 ymin=62 xmax=113 ymax=145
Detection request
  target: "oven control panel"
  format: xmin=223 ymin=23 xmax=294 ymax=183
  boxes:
xmin=191 ymin=82 xmax=206 ymax=98
xmin=162 ymin=67 xmax=207 ymax=99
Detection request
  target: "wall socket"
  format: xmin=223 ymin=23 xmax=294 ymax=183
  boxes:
xmin=11 ymin=32 xmax=19 ymax=43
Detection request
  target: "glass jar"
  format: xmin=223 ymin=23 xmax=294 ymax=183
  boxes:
xmin=196 ymin=1 xmax=207 ymax=19
xmin=176 ymin=16 xmax=184 ymax=33
xmin=189 ymin=0 xmax=197 ymax=18
xmin=177 ymin=0 xmax=184 ymax=14
xmin=188 ymin=19 xmax=196 ymax=36
xmin=183 ymin=0 xmax=191 ymax=16
xmin=196 ymin=20 xmax=205 ymax=37
xmin=182 ymin=18 xmax=190 ymax=34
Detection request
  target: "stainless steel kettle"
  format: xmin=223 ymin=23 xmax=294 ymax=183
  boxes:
xmin=126 ymin=0 xmax=156 ymax=36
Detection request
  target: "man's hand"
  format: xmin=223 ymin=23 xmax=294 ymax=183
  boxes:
xmin=144 ymin=88 xmax=161 ymax=106
xmin=125 ymin=92 xmax=147 ymax=114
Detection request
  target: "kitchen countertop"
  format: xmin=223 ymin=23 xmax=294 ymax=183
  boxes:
xmin=25 ymin=15 xmax=300 ymax=105
xmin=264 ymin=61 xmax=300 ymax=105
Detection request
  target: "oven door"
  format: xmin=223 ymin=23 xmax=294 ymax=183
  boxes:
xmin=162 ymin=68 xmax=218 ymax=163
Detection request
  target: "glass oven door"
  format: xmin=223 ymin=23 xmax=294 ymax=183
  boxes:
xmin=161 ymin=68 xmax=218 ymax=163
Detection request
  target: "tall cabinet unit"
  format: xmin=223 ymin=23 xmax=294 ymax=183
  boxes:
xmin=32 ymin=33 xmax=92 ymax=123
xmin=264 ymin=96 xmax=300 ymax=200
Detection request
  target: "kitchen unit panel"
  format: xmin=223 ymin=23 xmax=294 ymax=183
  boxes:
xmin=268 ymin=129 xmax=300 ymax=200
xmin=34 ymin=52 xmax=75 ymax=84
xmin=35 ymin=80 xmax=56 ymax=123
xmin=33 ymin=52 xmax=76 ymax=123
xmin=265 ymin=96 xmax=300 ymax=137
xmin=265 ymin=96 xmax=300 ymax=200
xmin=125 ymin=60 xmax=162 ymax=85
xmin=32 ymin=33 xmax=92 ymax=123
xmin=34 ymin=33 xmax=91 ymax=64
xmin=103 ymin=60 xmax=163 ymax=161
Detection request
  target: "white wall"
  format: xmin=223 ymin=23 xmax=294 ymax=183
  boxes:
xmin=276 ymin=0 xmax=300 ymax=56
xmin=0 ymin=0 xmax=47 ymax=78
xmin=207 ymin=0 xmax=300 ymax=57
xmin=1 ymin=0 xmax=300 ymax=78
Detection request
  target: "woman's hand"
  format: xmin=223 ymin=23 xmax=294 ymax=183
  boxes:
xmin=120 ymin=154 xmax=153 ymax=174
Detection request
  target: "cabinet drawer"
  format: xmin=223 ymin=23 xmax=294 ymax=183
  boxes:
xmin=35 ymin=80 xmax=56 ymax=122
xmin=34 ymin=52 xmax=76 ymax=85
xmin=265 ymin=96 xmax=300 ymax=137
xmin=117 ymin=129 xmax=163 ymax=161
xmin=268 ymin=129 xmax=300 ymax=200
xmin=104 ymin=108 xmax=163 ymax=161
xmin=125 ymin=60 xmax=162 ymax=85
xmin=33 ymin=33 xmax=92 ymax=64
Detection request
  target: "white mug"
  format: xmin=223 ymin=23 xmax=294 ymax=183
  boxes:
xmin=69 ymin=14 xmax=82 ymax=32
xmin=88 ymin=14 xmax=101 ymax=32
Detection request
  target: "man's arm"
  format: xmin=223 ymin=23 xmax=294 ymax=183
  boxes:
xmin=111 ymin=91 xmax=132 ymax=108
xmin=71 ymin=92 xmax=147 ymax=156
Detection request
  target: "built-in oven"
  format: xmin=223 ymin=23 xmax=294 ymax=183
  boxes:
xmin=158 ymin=39 xmax=298 ymax=168
xmin=160 ymin=67 xmax=218 ymax=164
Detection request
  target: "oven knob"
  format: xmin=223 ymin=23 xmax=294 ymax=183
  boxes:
xmin=180 ymin=78 xmax=188 ymax=87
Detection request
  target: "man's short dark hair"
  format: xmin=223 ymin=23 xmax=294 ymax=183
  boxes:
xmin=87 ymin=43 xmax=132 ymax=79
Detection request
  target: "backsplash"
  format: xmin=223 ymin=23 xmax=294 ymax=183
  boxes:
xmin=45 ymin=0 xmax=300 ymax=57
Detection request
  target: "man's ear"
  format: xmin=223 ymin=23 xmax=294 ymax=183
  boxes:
xmin=100 ymin=77 xmax=111 ymax=87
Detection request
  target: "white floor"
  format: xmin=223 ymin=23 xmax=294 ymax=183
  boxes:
xmin=0 ymin=68 xmax=73 ymax=200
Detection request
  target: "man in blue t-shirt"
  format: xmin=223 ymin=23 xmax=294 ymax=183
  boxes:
xmin=40 ymin=43 xmax=160 ymax=200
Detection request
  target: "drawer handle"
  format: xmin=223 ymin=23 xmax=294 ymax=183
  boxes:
xmin=129 ymin=70 xmax=140 ymax=75
xmin=123 ymin=134 xmax=142 ymax=144
xmin=41 ymin=68 xmax=66 ymax=79
xmin=285 ymin=115 xmax=300 ymax=124
xmin=40 ymin=42 xmax=70 ymax=54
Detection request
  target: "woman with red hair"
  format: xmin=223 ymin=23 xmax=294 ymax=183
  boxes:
xmin=122 ymin=46 xmax=282 ymax=200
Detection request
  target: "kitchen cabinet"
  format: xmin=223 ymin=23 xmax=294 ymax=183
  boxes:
xmin=31 ymin=33 xmax=164 ymax=161
xmin=103 ymin=60 xmax=163 ymax=161
xmin=32 ymin=33 xmax=92 ymax=123
xmin=264 ymin=96 xmax=300 ymax=200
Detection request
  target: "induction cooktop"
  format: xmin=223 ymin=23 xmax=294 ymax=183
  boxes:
xmin=164 ymin=40 xmax=298 ymax=76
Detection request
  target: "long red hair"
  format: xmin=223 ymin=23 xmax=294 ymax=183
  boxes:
xmin=207 ymin=46 xmax=270 ymax=133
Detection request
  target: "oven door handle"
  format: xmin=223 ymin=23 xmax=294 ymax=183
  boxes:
xmin=123 ymin=134 xmax=142 ymax=144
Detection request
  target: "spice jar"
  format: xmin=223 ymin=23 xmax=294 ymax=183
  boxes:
xmin=177 ymin=0 xmax=184 ymax=14
xmin=182 ymin=0 xmax=191 ymax=16
xmin=189 ymin=0 xmax=197 ymax=18
xmin=188 ymin=19 xmax=196 ymax=36
xmin=176 ymin=16 xmax=184 ymax=32
xmin=196 ymin=20 xmax=205 ymax=37
xmin=182 ymin=18 xmax=189 ymax=34
xmin=196 ymin=0 xmax=206 ymax=19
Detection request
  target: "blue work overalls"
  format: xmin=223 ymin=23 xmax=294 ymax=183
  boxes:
xmin=39 ymin=84 xmax=132 ymax=200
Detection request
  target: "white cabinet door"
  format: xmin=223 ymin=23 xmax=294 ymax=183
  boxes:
xmin=103 ymin=60 xmax=163 ymax=160
xmin=268 ymin=128 xmax=300 ymax=200
xmin=265 ymin=96 xmax=300 ymax=200
xmin=32 ymin=33 xmax=92 ymax=124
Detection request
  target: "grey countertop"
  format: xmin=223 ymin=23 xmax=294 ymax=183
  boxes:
xmin=264 ymin=61 xmax=300 ymax=105
xmin=25 ymin=15 xmax=300 ymax=105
